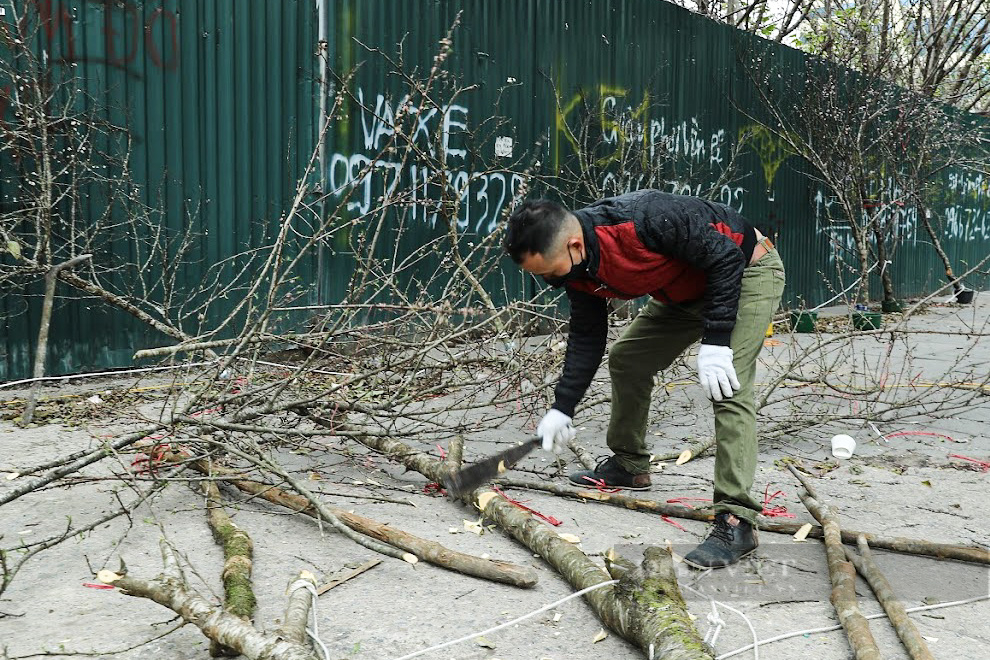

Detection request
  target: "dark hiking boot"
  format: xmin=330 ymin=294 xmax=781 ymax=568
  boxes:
xmin=568 ymin=455 xmax=651 ymax=490
xmin=683 ymin=513 xmax=759 ymax=569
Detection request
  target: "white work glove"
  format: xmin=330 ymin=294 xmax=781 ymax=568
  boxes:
xmin=696 ymin=344 xmax=741 ymax=401
xmin=537 ymin=409 xmax=575 ymax=453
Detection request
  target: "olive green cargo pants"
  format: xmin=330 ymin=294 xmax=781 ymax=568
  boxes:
xmin=605 ymin=248 xmax=785 ymax=524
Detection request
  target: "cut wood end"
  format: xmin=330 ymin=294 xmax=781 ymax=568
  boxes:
xmin=558 ymin=533 xmax=581 ymax=543
xmin=6 ymin=472 xmax=19 ymax=480
xmin=298 ymin=569 xmax=316 ymax=582
xmin=793 ymin=523 xmax=813 ymax=542
xmin=97 ymin=569 xmax=122 ymax=584
xmin=675 ymin=449 xmax=693 ymax=465
xmin=476 ymin=491 xmax=498 ymax=511
xmin=592 ymin=629 xmax=608 ymax=643
xmin=496 ymin=460 xmax=506 ymax=474
xmin=402 ymin=553 xmax=419 ymax=564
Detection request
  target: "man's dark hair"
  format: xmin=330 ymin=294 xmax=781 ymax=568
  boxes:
xmin=503 ymin=199 xmax=570 ymax=264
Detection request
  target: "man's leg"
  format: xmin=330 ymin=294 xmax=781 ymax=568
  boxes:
xmin=683 ymin=249 xmax=785 ymax=569
xmin=711 ymin=249 xmax=786 ymax=523
xmin=605 ymin=299 xmax=703 ymax=474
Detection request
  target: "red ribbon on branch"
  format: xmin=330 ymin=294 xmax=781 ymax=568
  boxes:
xmin=492 ymin=486 xmax=562 ymax=526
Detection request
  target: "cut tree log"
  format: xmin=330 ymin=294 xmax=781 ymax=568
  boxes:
xmin=496 ymin=479 xmax=990 ymax=565
xmin=478 ymin=490 xmax=713 ymax=659
xmin=789 ymin=465 xmax=881 ymax=660
xmin=845 ymin=535 xmax=935 ymax=660
xmin=100 ymin=540 xmax=319 ymax=660
xmin=186 ymin=459 xmax=538 ymax=588
xmin=566 ymin=438 xmax=598 ymax=471
xmin=277 ymin=571 xmax=318 ymax=646
xmin=202 ymin=477 xmax=257 ymax=657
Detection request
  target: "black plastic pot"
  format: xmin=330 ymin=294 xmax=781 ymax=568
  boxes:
xmin=955 ymin=289 xmax=975 ymax=304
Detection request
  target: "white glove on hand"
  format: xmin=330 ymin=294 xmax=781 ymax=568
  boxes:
xmin=537 ymin=409 xmax=575 ymax=453
xmin=696 ymin=344 xmax=741 ymax=401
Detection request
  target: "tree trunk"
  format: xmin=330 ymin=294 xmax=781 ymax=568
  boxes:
xmin=277 ymin=571 xmax=318 ymax=646
xmin=797 ymin=491 xmax=882 ymax=660
xmin=873 ymin=221 xmax=896 ymax=303
xmin=21 ymin=254 xmax=92 ymax=425
xmin=918 ymin=202 xmax=958 ymax=289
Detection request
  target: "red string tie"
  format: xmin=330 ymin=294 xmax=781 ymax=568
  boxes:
xmin=578 ymin=475 xmax=621 ymax=493
xmin=492 ymin=486 xmax=563 ymax=526
xmin=949 ymin=454 xmax=990 ymax=472
xmin=884 ymin=431 xmax=959 ymax=443
xmin=423 ymin=482 xmax=447 ymax=496
xmin=761 ymin=485 xmax=796 ymax=518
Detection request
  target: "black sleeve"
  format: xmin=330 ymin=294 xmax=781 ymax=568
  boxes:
xmin=636 ymin=204 xmax=746 ymax=346
xmin=552 ymin=287 xmax=608 ymax=417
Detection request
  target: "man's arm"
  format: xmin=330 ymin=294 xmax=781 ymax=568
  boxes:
xmin=552 ymin=288 xmax=609 ymax=417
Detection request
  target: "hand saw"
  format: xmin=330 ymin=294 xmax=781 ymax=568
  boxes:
xmin=443 ymin=436 xmax=541 ymax=497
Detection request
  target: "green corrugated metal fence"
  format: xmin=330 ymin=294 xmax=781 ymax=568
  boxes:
xmin=1 ymin=0 xmax=317 ymax=380
xmin=2 ymin=0 xmax=988 ymax=381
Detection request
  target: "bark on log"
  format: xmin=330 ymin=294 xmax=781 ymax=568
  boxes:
xmin=651 ymin=437 xmax=716 ymax=464
xmin=792 ymin=484 xmax=882 ymax=660
xmin=502 ymin=479 xmax=990 ymax=565
xmin=203 ymin=478 xmax=257 ymax=657
xmin=566 ymin=438 xmax=598 ymax=471
xmin=478 ymin=490 xmax=713 ymax=659
xmin=193 ymin=461 xmax=537 ymax=588
xmin=445 ymin=435 xmax=464 ymax=471
xmin=277 ymin=571 xmax=318 ymax=646
xmin=845 ymin=536 xmax=935 ymax=660
xmin=102 ymin=540 xmax=319 ymax=660
xmin=492 ymin=478 xmax=713 ymax=523
xmin=758 ymin=521 xmax=990 ymax=564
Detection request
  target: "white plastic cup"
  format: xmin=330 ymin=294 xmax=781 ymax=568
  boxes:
xmin=830 ymin=434 xmax=856 ymax=459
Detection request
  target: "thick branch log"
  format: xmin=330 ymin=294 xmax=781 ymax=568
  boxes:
xmin=445 ymin=435 xmax=464 ymax=471
xmin=845 ymin=536 xmax=935 ymax=660
xmin=194 ymin=461 xmax=537 ymax=588
xmin=758 ymin=521 xmax=990 ymax=564
xmin=278 ymin=571 xmax=318 ymax=646
xmin=103 ymin=540 xmax=318 ymax=660
xmin=309 ymin=414 xmax=447 ymax=483
xmin=478 ymin=490 xmax=712 ymax=659
xmin=203 ymin=477 xmax=257 ymax=657
xmin=497 ymin=479 xmax=990 ymax=564
xmin=795 ymin=488 xmax=882 ymax=660
xmin=492 ymin=478 xmax=713 ymax=523
xmin=566 ymin=438 xmax=598 ymax=471
xmin=652 ymin=437 xmax=716 ymax=464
